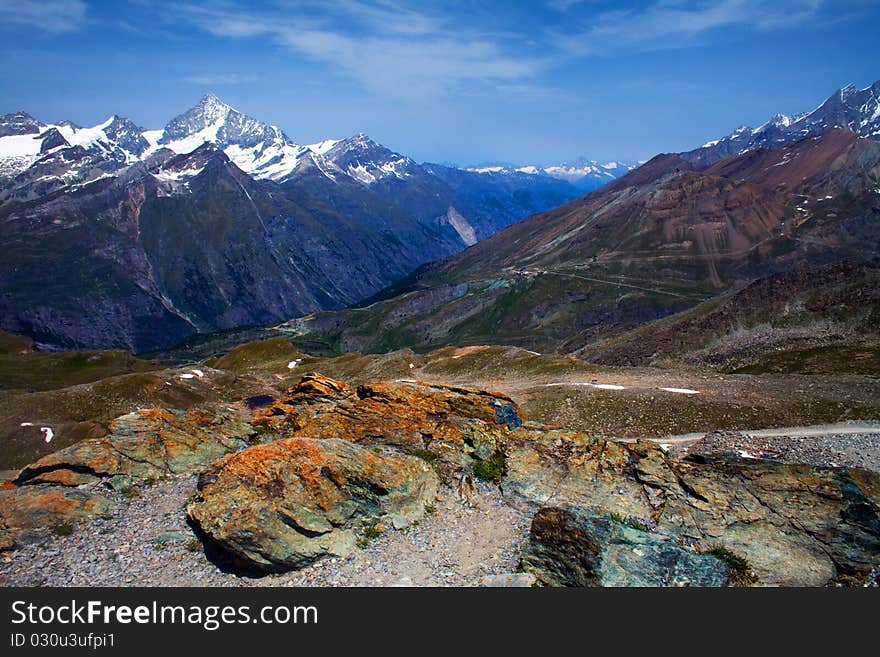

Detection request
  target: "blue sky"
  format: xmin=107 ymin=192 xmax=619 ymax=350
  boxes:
xmin=0 ymin=0 xmax=878 ymax=165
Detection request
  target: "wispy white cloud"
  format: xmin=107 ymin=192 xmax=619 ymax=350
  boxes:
xmin=0 ymin=0 xmax=87 ymax=33
xmin=172 ymin=1 xmax=547 ymax=100
xmin=555 ymin=0 xmax=826 ymax=55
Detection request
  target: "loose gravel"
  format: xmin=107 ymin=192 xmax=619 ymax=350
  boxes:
xmin=0 ymin=475 xmax=532 ymax=588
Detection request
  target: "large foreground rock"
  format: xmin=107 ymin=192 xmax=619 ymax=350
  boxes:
xmin=520 ymin=507 xmax=729 ymax=587
xmin=16 ymin=408 xmax=256 ymax=486
xmin=187 ymin=437 xmax=439 ymax=572
xmin=506 ymin=429 xmax=880 ymax=586
xmin=254 ymin=375 xmax=523 ymax=477
xmin=0 ymin=485 xmax=115 ymax=550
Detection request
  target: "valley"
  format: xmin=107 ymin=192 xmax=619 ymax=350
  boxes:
xmin=2 ymin=78 xmax=880 ymax=588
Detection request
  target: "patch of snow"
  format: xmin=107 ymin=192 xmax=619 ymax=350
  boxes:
xmin=190 ymin=369 xmax=204 ymax=378
xmin=307 ymin=138 xmax=341 ymax=155
xmin=152 ymin=164 xmax=206 ymax=182
xmin=658 ymin=387 xmax=700 ymax=395
xmin=40 ymin=427 xmax=54 ymax=443
xmin=178 ymin=373 xmax=195 ymax=379
xmin=20 ymin=422 xmax=34 ymax=427
xmin=544 ymin=382 xmax=626 ymax=390
xmin=0 ymin=133 xmax=44 ymax=157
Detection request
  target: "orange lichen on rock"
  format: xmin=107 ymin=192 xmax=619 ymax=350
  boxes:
xmin=188 ymin=436 xmax=439 ymax=572
xmin=252 ymin=375 xmax=525 ymax=475
xmin=17 ymin=407 xmax=256 ymax=485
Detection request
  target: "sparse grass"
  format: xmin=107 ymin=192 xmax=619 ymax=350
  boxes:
xmin=424 ymin=502 xmax=436 ymax=515
xmin=184 ymin=539 xmax=203 ymax=553
xmin=473 ymin=453 xmax=505 ymax=484
xmin=604 ymin=511 xmax=652 ymax=532
xmin=708 ymin=545 xmax=758 ymax=586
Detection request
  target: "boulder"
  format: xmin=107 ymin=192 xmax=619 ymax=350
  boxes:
xmin=254 ymin=375 xmax=523 ymax=477
xmin=16 ymin=408 xmax=256 ymax=485
xmin=187 ymin=436 xmax=439 ymax=572
xmin=0 ymin=485 xmax=115 ymax=550
xmin=505 ymin=429 xmax=880 ymax=586
xmin=519 ymin=507 xmax=730 ymax=587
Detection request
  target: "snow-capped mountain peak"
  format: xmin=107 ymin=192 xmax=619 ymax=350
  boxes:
xmin=686 ymin=78 xmax=880 ymax=166
xmin=322 ymin=133 xmax=417 ymax=184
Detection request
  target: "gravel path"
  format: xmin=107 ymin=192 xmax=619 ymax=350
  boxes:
xmin=0 ymin=475 xmax=532 ymax=587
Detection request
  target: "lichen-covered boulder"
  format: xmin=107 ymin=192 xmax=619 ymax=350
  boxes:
xmin=0 ymin=485 xmax=115 ymax=550
xmin=505 ymin=429 xmax=880 ymax=586
xmin=519 ymin=507 xmax=730 ymax=587
xmin=16 ymin=408 xmax=256 ymax=485
xmin=187 ymin=436 xmax=439 ymax=572
xmin=254 ymin=375 xmax=523 ymax=477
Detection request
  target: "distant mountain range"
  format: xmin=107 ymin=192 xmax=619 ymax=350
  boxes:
xmin=0 ymin=95 xmax=587 ymax=352
xmin=288 ymin=80 xmax=880 ymax=357
xmin=3 ymin=80 xmax=879 ymax=356
xmin=466 ymin=159 xmax=641 ymax=192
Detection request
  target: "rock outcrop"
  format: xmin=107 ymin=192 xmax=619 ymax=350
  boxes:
xmin=0 ymin=485 xmax=114 ymax=550
xmin=16 ymin=408 xmax=256 ymax=486
xmin=255 ymin=375 xmax=523 ymax=478
xmin=1 ymin=407 xmax=254 ymax=550
xmin=187 ymin=437 xmax=439 ymax=572
xmin=519 ymin=507 xmax=730 ymax=587
xmin=505 ymin=429 xmax=880 ymax=586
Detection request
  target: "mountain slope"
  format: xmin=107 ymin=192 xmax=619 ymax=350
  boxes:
xmin=288 ymin=129 xmax=880 ymax=355
xmin=0 ymin=96 xmax=590 ymax=352
xmin=578 ymin=261 xmax=880 ymax=374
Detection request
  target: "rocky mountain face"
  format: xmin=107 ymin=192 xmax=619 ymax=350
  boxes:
xmin=0 ymin=95 xmax=586 ymax=352
xmin=290 ymin=128 xmax=880 ymax=355
xmin=685 ymin=79 xmax=880 ymax=166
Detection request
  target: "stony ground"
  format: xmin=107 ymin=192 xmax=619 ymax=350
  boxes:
xmin=673 ymin=429 xmax=880 ymax=471
xmin=3 ymin=424 xmax=878 ymax=587
xmin=0 ymin=475 xmax=532 ymax=587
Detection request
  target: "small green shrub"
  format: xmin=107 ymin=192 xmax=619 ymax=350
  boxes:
xmin=120 ymin=486 xmax=139 ymax=500
xmin=708 ymin=545 xmax=758 ymax=586
xmin=473 ymin=454 xmax=505 ymax=484
xmin=356 ymin=524 xmax=383 ymax=548
xmin=51 ymin=521 xmax=74 ymax=537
